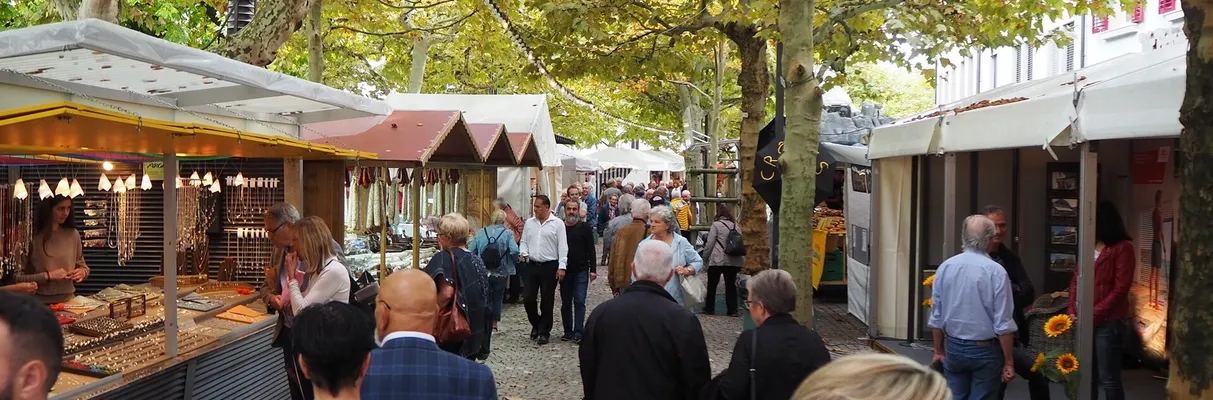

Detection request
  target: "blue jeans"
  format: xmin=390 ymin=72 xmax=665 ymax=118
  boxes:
xmin=1092 ymin=322 xmax=1125 ymax=400
xmin=944 ymin=336 xmax=1005 ymax=400
xmin=488 ymin=274 xmax=508 ymax=321
xmin=560 ymin=270 xmax=589 ymax=336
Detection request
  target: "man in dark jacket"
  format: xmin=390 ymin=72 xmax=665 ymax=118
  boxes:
xmin=559 ymin=200 xmax=597 ymax=343
xmin=711 ymin=269 xmax=832 ymax=400
xmin=984 ymin=205 xmax=1050 ymax=400
xmin=580 ymin=240 xmax=711 ymax=400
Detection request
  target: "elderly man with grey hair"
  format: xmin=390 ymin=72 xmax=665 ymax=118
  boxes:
xmin=600 ymin=193 xmax=633 ymax=265
xmin=606 ymin=198 xmax=650 ymax=295
xmin=580 ymin=240 xmax=710 ymax=400
xmin=261 ymin=202 xmax=347 ymax=400
xmin=928 ymin=215 xmax=1018 ymax=400
xmin=709 ymin=269 xmax=831 ymax=400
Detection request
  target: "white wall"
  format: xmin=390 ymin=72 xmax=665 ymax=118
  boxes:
xmin=934 ymin=4 xmax=1185 ymax=107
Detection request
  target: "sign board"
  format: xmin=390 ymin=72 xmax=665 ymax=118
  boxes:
xmin=143 ymin=162 xmax=164 ymax=181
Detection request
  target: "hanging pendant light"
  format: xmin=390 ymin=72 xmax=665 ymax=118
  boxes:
xmin=13 ymin=179 xmax=28 ymax=200
xmin=69 ymin=179 xmax=84 ymax=198
xmin=98 ymin=173 xmax=112 ymax=191
xmin=233 ymin=172 xmax=246 ymax=187
xmin=176 ymin=176 xmax=185 ymax=189
xmin=125 ymin=174 xmax=136 ymax=190
xmin=189 ymin=171 xmax=201 ymax=186
xmin=37 ymin=179 xmax=52 ymax=199
xmin=209 ymin=180 xmax=221 ymax=193
xmin=202 ymin=172 xmax=214 ymax=186
xmin=141 ymin=173 xmax=152 ymax=190
xmin=54 ymin=178 xmax=70 ymax=197
xmin=113 ymin=178 xmax=127 ymax=194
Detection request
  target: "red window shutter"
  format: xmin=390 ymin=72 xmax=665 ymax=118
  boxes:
xmin=1160 ymin=0 xmax=1177 ymax=13
xmin=1132 ymin=2 xmax=1145 ymax=22
xmin=1092 ymin=16 xmax=1109 ymax=33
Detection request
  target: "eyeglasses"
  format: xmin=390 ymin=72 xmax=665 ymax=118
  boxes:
xmin=743 ymin=299 xmax=756 ymax=309
xmin=378 ymin=300 xmax=392 ymax=311
xmin=268 ymin=221 xmax=287 ymax=235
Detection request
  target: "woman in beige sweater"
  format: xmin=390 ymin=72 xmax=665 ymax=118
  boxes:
xmin=14 ymin=195 xmax=89 ymax=303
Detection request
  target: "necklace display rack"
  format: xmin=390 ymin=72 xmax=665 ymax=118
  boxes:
xmin=1 ymin=184 xmax=33 ymax=280
xmin=222 ymin=176 xmax=280 ymax=286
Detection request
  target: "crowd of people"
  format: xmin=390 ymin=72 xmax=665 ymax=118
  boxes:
xmin=1 ymin=183 xmax=1005 ymax=400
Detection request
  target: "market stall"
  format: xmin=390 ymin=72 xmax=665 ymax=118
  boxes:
xmin=384 ymin=94 xmax=562 ymax=219
xmin=0 ymin=18 xmax=389 ymax=399
xmin=309 ymin=110 xmax=486 ymax=278
xmin=866 ymin=30 xmax=1184 ymax=399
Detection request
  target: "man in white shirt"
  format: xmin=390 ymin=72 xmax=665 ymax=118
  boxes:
xmin=519 ymin=195 xmax=568 ymax=345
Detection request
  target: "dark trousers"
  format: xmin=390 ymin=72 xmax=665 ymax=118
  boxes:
xmin=523 ymin=260 xmax=559 ymax=335
xmin=704 ymin=266 xmax=739 ymax=315
xmin=999 ymin=344 xmax=1052 ymax=400
xmin=506 ymin=274 xmax=523 ymax=302
xmin=1092 ymin=322 xmax=1126 ymax=400
xmin=560 ymin=270 xmax=589 ymax=336
xmin=275 ymin=327 xmax=314 ymax=400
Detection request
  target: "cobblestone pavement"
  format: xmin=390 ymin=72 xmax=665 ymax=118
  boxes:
xmin=485 ymin=262 xmax=871 ymax=399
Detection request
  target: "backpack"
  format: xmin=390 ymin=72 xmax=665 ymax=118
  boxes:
xmin=722 ymin=221 xmax=747 ymax=256
xmin=479 ymin=228 xmax=507 ymax=270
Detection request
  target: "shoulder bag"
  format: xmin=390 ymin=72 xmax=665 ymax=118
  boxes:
xmin=434 ymin=250 xmax=472 ymax=343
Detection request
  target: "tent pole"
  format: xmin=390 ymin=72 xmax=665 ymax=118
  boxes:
xmin=412 ymin=168 xmax=422 ymax=269
xmin=1075 ymin=142 xmax=1098 ymax=400
xmin=163 ymin=152 xmax=179 ymax=358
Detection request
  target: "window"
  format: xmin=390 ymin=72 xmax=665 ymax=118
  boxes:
xmin=1160 ymin=0 xmax=1178 ymax=14
xmin=991 ymin=54 xmax=999 ymax=88
xmin=1027 ymin=46 xmax=1035 ymax=81
xmin=1092 ymin=16 xmax=1109 ymax=33
xmin=1015 ymin=47 xmax=1023 ymax=83
xmin=1064 ymin=23 xmax=1076 ymax=72
xmin=1132 ymin=1 xmax=1145 ymax=22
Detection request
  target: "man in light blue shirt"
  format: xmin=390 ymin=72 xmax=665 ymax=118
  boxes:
xmin=928 ymin=215 xmax=1018 ymax=400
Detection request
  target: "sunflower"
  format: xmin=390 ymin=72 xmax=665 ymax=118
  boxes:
xmin=1056 ymin=353 xmax=1079 ymax=375
xmin=1044 ymin=314 xmax=1074 ymax=337
xmin=1031 ymin=352 xmax=1046 ymax=372
xmin=922 ymin=298 xmax=933 ymax=307
xmin=922 ymin=274 xmax=936 ymax=287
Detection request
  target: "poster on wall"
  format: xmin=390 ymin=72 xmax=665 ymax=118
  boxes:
xmin=1129 ymin=142 xmax=1177 ymax=361
xmin=1045 ymin=163 xmax=1080 ymax=273
xmin=845 ymin=166 xmax=872 ymax=325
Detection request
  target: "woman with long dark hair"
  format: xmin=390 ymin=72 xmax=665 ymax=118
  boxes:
xmin=1067 ymin=201 xmax=1134 ymax=400
xmin=701 ymin=206 xmax=745 ymax=316
xmin=13 ymin=195 xmax=89 ymax=303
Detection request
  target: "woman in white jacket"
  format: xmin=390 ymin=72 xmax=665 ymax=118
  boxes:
xmin=284 ymin=216 xmax=351 ymax=316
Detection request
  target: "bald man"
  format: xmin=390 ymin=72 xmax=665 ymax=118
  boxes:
xmin=361 ymin=270 xmax=498 ymax=400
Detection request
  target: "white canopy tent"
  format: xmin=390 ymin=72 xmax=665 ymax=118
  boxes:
xmin=0 ymin=19 xmax=391 ymax=129
xmin=385 ymin=93 xmax=561 ymax=216
xmin=558 ymin=144 xmax=600 ymax=172
xmin=862 ymin=32 xmax=1186 ymax=393
xmin=641 ymin=149 xmax=686 ymax=172
xmin=585 ymin=147 xmax=676 ymax=171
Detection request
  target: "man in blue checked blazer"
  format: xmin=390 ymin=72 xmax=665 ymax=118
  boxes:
xmin=362 ymin=269 xmax=498 ymax=400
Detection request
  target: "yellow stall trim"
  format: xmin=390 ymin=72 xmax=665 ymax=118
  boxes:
xmin=0 ymin=102 xmax=377 ymax=160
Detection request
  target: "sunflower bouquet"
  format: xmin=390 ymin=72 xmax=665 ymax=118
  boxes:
xmin=1032 ymin=314 xmax=1081 ymax=399
xmin=921 ymin=274 xmax=935 ymax=307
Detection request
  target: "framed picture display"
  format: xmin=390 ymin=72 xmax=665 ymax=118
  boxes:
xmin=1046 ymin=162 xmax=1080 ymax=273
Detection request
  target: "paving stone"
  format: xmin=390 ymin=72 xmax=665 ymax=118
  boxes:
xmin=484 ymin=246 xmax=871 ymax=399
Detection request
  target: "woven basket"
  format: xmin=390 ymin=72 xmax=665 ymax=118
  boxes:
xmin=1025 ymin=294 xmax=1075 ymax=354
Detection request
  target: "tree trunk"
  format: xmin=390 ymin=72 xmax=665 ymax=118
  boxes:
xmin=307 ymin=0 xmax=325 ymax=83
xmin=77 ymin=0 xmax=118 ymax=23
xmin=407 ymin=37 xmax=433 ymax=93
xmin=51 ymin=0 xmax=80 ymax=20
xmin=723 ymin=26 xmax=771 ymax=274
xmin=215 ymin=0 xmax=313 ymax=66
xmin=1168 ymin=2 xmax=1213 ymax=398
xmin=778 ymin=0 xmax=821 ymax=326
xmin=706 ymin=40 xmax=726 ymax=219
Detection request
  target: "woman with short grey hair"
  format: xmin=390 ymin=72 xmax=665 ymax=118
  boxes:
xmin=707 ymin=269 xmax=832 ymax=399
xmin=635 ymin=206 xmax=703 ymax=308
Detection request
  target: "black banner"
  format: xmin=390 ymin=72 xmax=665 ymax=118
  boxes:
xmin=751 ymin=117 xmax=839 ymax=213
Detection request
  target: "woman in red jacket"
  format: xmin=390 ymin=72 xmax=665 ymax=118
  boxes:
xmin=1068 ymin=201 xmax=1134 ymax=400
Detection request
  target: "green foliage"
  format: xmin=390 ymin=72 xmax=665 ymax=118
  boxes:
xmin=838 ymin=62 xmax=936 ymax=118
xmin=0 ymin=0 xmax=223 ymax=45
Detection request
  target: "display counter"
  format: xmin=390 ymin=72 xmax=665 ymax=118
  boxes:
xmin=50 ymin=282 xmax=278 ymax=400
xmin=813 ymin=206 xmax=848 ymax=285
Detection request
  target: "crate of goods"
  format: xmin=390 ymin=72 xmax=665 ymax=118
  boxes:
xmin=821 ymin=250 xmax=845 ymax=283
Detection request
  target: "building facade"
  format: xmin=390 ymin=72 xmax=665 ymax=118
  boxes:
xmin=934 ymin=1 xmax=1186 ymax=106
